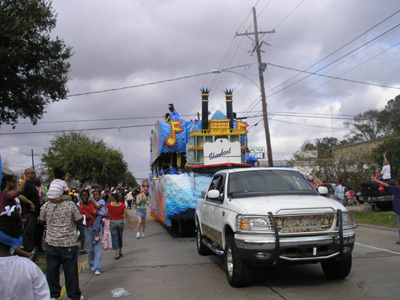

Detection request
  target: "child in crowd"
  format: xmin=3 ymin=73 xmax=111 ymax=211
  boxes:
xmin=90 ymin=190 xmax=106 ymax=244
xmin=102 ymin=217 xmax=112 ymax=250
xmin=47 ymin=167 xmax=71 ymax=203
xmin=375 ymin=167 xmax=382 ymax=180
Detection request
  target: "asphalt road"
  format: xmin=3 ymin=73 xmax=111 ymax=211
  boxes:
xmin=61 ymin=208 xmax=400 ymax=300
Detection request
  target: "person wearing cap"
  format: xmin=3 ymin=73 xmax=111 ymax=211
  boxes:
xmin=245 ymin=149 xmax=260 ymax=167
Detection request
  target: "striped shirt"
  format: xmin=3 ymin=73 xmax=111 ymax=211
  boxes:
xmin=47 ymin=179 xmax=69 ymax=200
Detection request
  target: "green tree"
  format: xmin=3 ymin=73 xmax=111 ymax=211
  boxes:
xmin=343 ymin=110 xmax=383 ymax=143
xmin=0 ymin=0 xmax=72 ymax=127
xmin=290 ymin=138 xmax=374 ymax=190
xmin=122 ymin=171 xmax=138 ymax=188
xmin=378 ymin=94 xmax=400 ymax=135
xmin=315 ymin=137 xmax=341 ymax=158
xmin=42 ymin=131 xmax=128 ymax=186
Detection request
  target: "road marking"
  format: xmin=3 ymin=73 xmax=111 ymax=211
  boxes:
xmin=355 ymin=242 xmax=400 ymax=255
xmin=59 ymin=257 xmax=88 ymax=300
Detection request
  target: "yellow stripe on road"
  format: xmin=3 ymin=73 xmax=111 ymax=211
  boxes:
xmin=59 ymin=257 xmax=88 ymax=300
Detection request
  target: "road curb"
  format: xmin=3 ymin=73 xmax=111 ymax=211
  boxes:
xmin=357 ymin=223 xmax=398 ymax=232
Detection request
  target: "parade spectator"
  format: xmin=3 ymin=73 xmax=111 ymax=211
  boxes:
xmin=33 ymin=177 xmax=46 ymax=253
xmin=102 ymin=217 xmax=112 ymax=250
xmin=311 ymin=173 xmax=323 ymax=189
xmin=125 ymin=188 xmax=134 ymax=209
xmin=1 ymin=174 xmax=26 ymax=212
xmin=89 ymin=190 xmax=106 ymax=245
xmin=79 ymin=190 xmax=102 ymax=275
xmin=371 ymin=176 xmax=400 ymax=245
xmin=21 ymin=168 xmax=41 ymax=253
xmin=77 ymin=185 xmax=87 ymax=255
xmin=103 ymin=189 xmax=111 ymax=204
xmin=375 ymin=167 xmax=382 ymax=180
xmin=245 ymin=149 xmax=260 ymax=167
xmin=105 ymin=193 xmax=133 ymax=259
xmin=40 ymin=185 xmax=83 ymax=300
xmin=324 ymin=176 xmax=344 ymax=204
xmin=47 ymin=167 xmax=71 ymax=202
xmin=381 ymin=153 xmax=391 ymax=180
xmin=136 ymin=187 xmax=147 ymax=239
xmin=0 ymin=208 xmax=50 ymax=300
xmin=306 ymin=175 xmax=316 ymax=189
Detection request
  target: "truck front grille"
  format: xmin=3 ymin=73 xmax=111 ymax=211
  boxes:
xmin=275 ymin=214 xmax=334 ymax=233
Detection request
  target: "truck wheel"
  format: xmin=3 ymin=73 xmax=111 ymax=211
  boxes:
xmin=224 ymin=236 xmax=250 ymax=287
xmin=321 ymin=255 xmax=352 ymax=279
xmin=196 ymin=224 xmax=213 ymax=256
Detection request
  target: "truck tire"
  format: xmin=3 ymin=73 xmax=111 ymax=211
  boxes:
xmin=321 ymin=255 xmax=352 ymax=279
xmin=196 ymin=223 xmax=213 ymax=256
xmin=224 ymin=236 xmax=250 ymax=287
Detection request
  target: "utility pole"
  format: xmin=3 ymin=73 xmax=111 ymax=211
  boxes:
xmin=27 ymin=149 xmax=39 ymax=170
xmin=236 ymin=7 xmax=275 ymax=167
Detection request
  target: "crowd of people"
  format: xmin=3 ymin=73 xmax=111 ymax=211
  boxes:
xmin=0 ymin=167 xmax=149 ymax=300
xmin=304 ymin=153 xmax=400 ymax=244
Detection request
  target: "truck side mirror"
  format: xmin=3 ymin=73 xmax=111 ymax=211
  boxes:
xmin=317 ymin=186 xmax=328 ymax=197
xmin=207 ymin=190 xmax=220 ymax=199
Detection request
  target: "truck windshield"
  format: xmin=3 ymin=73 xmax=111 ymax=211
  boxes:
xmin=227 ymin=169 xmax=316 ymax=198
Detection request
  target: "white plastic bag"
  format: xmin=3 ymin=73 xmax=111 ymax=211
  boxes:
xmin=111 ymin=287 xmax=130 ymax=298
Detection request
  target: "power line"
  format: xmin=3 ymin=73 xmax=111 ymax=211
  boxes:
xmin=67 ymin=64 xmax=251 ymax=98
xmin=270 ymin=38 xmax=400 ymax=112
xmin=270 ymin=118 xmax=347 ymax=131
xmin=17 ymin=113 xmax=197 ymax=125
xmin=263 ymin=8 xmax=400 ymax=96
xmin=9 ymin=110 xmax=357 ymax=127
xmin=267 ymin=63 xmax=400 ymax=90
xmin=0 ymin=111 xmax=355 ymax=136
xmin=272 ymin=0 xmax=305 ymax=29
xmin=265 ymin=22 xmax=400 ymax=100
xmin=0 ymin=124 xmax=155 ymax=136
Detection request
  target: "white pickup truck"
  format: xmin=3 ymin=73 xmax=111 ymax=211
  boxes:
xmin=195 ymin=168 xmax=356 ymax=287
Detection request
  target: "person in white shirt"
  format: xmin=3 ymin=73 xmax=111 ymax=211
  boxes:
xmin=0 ymin=207 xmax=50 ymax=300
xmin=381 ymin=153 xmax=391 ymax=180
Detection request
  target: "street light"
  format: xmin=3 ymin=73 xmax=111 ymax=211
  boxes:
xmin=212 ymin=68 xmax=273 ymax=167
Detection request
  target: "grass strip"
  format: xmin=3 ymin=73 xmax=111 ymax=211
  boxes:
xmin=354 ymin=210 xmax=398 ymax=228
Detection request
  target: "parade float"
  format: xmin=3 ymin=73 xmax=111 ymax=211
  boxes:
xmin=149 ymin=88 xmax=252 ymax=236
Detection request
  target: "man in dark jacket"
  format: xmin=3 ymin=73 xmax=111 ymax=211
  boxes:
xmin=21 ymin=168 xmax=41 ymax=252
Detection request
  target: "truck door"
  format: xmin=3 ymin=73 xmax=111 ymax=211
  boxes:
xmin=204 ymin=174 xmax=225 ymax=247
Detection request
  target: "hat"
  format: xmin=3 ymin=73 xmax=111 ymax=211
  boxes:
xmin=307 ymin=175 xmax=314 ymax=181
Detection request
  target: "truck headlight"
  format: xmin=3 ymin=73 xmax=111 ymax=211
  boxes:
xmin=236 ymin=215 xmax=273 ymax=232
xmin=342 ymin=211 xmax=356 ymax=228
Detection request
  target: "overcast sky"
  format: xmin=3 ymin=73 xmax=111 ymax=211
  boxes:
xmin=1 ymin=0 xmax=400 ymax=180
